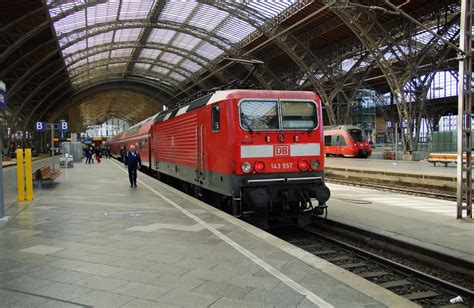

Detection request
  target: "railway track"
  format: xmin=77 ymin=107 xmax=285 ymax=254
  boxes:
xmin=326 ymin=178 xmax=457 ymax=201
xmin=271 ymin=225 xmax=473 ymax=307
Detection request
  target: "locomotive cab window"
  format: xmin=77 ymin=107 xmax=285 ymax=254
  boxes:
xmin=239 ymin=99 xmax=317 ymax=131
xmin=281 ymin=101 xmax=317 ymax=130
xmin=349 ymin=129 xmax=365 ymax=142
xmin=212 ymin=104 xmax=220 ymax=132
xmin=336 ymin=135 xmax=346 ymax=146
xmin=239 ymin=100 xmax=279 ymax=130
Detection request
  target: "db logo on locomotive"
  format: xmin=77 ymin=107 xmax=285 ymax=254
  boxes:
xmin=274 ymin=145 xmax=290 ymax=156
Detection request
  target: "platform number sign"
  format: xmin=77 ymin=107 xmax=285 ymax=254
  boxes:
xmin=58 ymin=121 xmax=68 ymax=131
xmin=386 ymin=121 xmax=393 ymax=129
xmin=401 ymin=120 xmax=408 ymax=129
xmin=35 ymin=122 xmax=47 ymax=132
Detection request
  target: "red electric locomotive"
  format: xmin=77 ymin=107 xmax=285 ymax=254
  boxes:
xmin=324 ymin=125 xmax=372 ymax=158
xmin=109 ymin=89 xmax=330 ymax=226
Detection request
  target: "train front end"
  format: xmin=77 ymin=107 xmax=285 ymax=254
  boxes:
xmin=232 ymin=91 xmax=330 ymax=225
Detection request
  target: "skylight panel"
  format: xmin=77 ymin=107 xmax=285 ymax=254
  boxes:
xmin=110 ymin=48 xmax=134 ymax=58
xmin=89 ymin=52 xmax=110 ymax=63
xmin=68 ymin=58 xmax=88 ymax=70
xmin=47 ymin=1 xmax=83 ymax=18
xmin=189 ymin=5 xmax=229 ymax=31
xmin=62 ymin=39 xmax=88 ymax=56
xmin=159 ymin=52 xmax=182 ymax=64
xmin=87 ymin=1 xmax=119 ymax=26
xmin=247 ymin=1 xmax=295 ymax=22
xmin=174 ymin=33 xmax=201 ymax=50
xmin=148 ymin=29 xmax=176 ymax=44
xmin=140 ymin=48 xmax=162 ymax=59
xmin=134 ymin=63 xmax=152 ymax=71
xmin=169 ymin=72 xmax=186 ymax=82
xmin=114 ymin=28 xmax=142 ymax=43
xmin=120 ymin=0 xmax=156 ymax=20
xmin=151 ymin=67 xmax=170 ymax=75
xmin=87 ymin=32 xmax=114 ymax=48
xmin=160 ymin=1 xmax=198 ymax=23
xmin=53 ymin=10 xmax=86 ymax=35
xmin=215 ymin=19 xmax=256 ymax=43
xmin=194 ymin=43 xmax=224 ymax=60
xmin=181 ymin=59 xmax=203 ymax=72
xmin=108 ymin=63 xmax=127 ymax=72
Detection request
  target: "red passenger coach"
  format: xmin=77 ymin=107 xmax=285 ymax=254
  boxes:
xmin=324 ymin=125 xmax=372 ymax=158
xmin=107 ymin=116 xmax=154 ymax=168
xmin=150 ymin=89 xmax=330 ymax=225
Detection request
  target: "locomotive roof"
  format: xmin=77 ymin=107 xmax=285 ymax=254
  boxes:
xmin=153 ymin=89 xmax=318 ymax=124
xmin=324 ymin=125 xmax=363 ymax=131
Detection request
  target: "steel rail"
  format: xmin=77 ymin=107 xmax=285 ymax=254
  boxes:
xmin=299 ymin=225 xmax=474 ymax=300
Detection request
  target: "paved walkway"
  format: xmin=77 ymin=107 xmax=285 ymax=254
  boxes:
xmin=327 ymin=183 xmax=474 ymax=265
xmin=0 ymin=158 xmax=416 ymax=307
xmin=326 ymin=157 xmax=459 ymax=178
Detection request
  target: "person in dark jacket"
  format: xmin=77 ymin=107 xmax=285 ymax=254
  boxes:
xmin=124 ymin=145 xmax=141 ymax=187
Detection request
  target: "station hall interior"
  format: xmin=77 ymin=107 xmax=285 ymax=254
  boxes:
xmin=0 ymin=0 xmax=473 ymax=307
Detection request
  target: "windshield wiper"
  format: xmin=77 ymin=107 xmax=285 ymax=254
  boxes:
xmin=240 ymin=113 xmax=253 ymax=134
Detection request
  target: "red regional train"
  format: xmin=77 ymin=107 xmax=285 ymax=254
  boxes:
xmin=324 ymin=125 xmax=372 ymax=158
xmin=107 ymin=89 xmax=330 ymax=226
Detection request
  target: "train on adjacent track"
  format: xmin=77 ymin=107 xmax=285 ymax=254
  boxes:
xmin=107 ymin=89 xmax=330 ymax=226
xmin=324 ymin=125 xmax=372 ymax=158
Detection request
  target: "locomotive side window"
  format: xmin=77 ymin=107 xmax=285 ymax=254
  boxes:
xmin=281 ymin=101 xmax=317 ymax=129
xmin=240 ymin=100 xmax=279 ymax=130
xmin=324 ymin=135 xmax=332 ymax=146
xmin=212 ymin=104 xmax=220 ymax=132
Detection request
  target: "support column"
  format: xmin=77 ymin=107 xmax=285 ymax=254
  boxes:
xmin=456 ymin=0 xmax=472 ymax=219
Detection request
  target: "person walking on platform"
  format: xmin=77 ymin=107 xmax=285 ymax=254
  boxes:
xmin=95 ymin=147 xmax=102 ymax=164
xmin=85 ymin=147 xmax=93 ymax=164
xmin=124 ymin=145 xmax=141 ymax=187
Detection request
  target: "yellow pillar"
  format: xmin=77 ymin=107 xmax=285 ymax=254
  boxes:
xmin=16 ymin=149 xmax=25 ymax=201
xmin=25 ymin=148 xmax=33 ymax=201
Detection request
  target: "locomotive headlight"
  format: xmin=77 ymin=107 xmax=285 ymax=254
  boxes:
xmin=241 ymin=161 xmax=252 ymax=174
xmin=254 ymin=161 xmax=265 ymax=172
xmin=298 ymin=160 xmax=309 ymax=171
xmin=310 ymin=159 xmax=320 ymax=169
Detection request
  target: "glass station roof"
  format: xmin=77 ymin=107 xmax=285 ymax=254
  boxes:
xmin=45 ymin=0 xmax=296 ymax=92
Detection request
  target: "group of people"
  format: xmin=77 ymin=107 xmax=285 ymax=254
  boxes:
xmin=84 ymin=146 xmax=111 ymax=164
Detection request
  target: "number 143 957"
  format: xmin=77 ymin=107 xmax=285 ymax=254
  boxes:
xmin=271 ymin=162 xmax=293 ymax=169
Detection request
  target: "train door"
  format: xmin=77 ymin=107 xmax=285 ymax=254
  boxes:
xmin=196 ymin=124 xmax=205 ymax=183
xmin=336 ymin=134 xmax=346 ymax=156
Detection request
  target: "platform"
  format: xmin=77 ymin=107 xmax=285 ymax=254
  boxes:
xmin=325 ymin=157 xmax=468 ymax=192
xmin=327 ymin=183 xmax=474 ymax=266
xmin=325 ymin=157 xmax=458 ymax=177
xmin=0 ymin=158 xmax=418 ymax=307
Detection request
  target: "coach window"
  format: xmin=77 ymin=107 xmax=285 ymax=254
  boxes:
xmin=212 ymin=104 xmax=220 ymax=132
xmin=324 ymin=135 xmax=332 ymax=146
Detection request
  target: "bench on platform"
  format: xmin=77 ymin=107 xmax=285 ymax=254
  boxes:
xmin=427 ymin=153 xmax=473 ymax=167
xmin=33 ymin=166 xmax=61 ymax=187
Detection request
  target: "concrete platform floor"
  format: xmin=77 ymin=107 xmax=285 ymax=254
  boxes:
xmin=327 ymin=183 xmax=474 ymax=265
xmin=0 ymin=158 xmax=417 ymax=307
xmin=325 ymin=157 xmax=459 ymax=178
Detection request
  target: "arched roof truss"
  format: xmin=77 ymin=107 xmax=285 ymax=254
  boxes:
xmin=44 ymin=0 xmax=295 ymax=91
